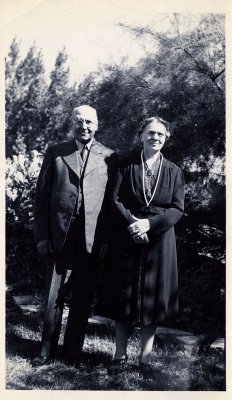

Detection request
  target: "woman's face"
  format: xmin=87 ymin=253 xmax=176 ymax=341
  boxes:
xmin=140 ymin=121 xmax=166 ymax=152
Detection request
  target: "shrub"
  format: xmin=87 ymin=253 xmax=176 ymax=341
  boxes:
xmin=6 ymin=150 xmax=42 ymax=229
xmin=6 ymin=150 xmax=45 ymax=293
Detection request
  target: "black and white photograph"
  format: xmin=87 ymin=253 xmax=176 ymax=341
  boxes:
xmin=2 ymin=0 xmax=231 ymax=395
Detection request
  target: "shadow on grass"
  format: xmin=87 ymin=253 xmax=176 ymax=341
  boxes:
xmin=5 ymin=312 xmax=173 ymax=390
xmin=6 ymin=323 xmax=113 ymax=367
xmin=188 ymin=350 xmax=226 ymax=391
xmin=6 ymin=331 xmax=44 ymax=360
xmin=6 ymin=297 xmax=226 ymax=391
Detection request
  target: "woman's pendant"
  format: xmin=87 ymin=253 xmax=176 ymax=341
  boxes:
xmin=146 ymin=168 xmax=155 ymax=179
xmin=146 ymin=169 xmax=153 ymax=177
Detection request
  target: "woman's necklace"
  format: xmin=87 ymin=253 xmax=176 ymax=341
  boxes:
xmin=141 ymin=150 xmax=163 ymax=206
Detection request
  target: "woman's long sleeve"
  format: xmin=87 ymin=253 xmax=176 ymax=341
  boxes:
xmin=148 ymin=168 xmax=185 ymax=238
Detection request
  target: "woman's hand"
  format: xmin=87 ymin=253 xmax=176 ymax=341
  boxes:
xmin=132 ymin=233 xmax=149 ymax=245
xmin=128 ymin=219 xmax=150 ymax=237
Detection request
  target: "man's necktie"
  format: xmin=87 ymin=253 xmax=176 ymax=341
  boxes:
xmin=80 ymin=145 xmax=88 ymax=163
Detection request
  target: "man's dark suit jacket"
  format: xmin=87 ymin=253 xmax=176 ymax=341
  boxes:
xmin=34 ymin=138 xmax=116 ymax=255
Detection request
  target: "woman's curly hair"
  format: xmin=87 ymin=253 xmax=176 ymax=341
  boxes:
xmin=137 ymin=116 xmax=171 ymax=139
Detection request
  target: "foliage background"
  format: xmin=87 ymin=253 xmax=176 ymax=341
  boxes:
xmin=5 ymin=13 xmax=225 ymax=338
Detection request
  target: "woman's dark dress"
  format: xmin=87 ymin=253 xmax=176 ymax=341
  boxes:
xmin=96 ymin=151 xmax=185 ymax=325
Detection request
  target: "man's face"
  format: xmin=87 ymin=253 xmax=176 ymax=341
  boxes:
xmin=72 ymin=107 xmax=98 ymax=144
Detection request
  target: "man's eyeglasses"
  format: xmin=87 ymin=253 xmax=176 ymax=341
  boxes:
xmin=73 ymin=118 xmax=97 ymax=127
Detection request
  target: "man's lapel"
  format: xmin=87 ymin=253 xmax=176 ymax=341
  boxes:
xmin=84 ymin=140 xmax=103 ymax=177
xmin=62 ymin=139 xmax=80 ymax=178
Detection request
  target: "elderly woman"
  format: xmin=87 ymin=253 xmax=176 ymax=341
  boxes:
xmin=97 ymin=116 xmax=185 ymax=375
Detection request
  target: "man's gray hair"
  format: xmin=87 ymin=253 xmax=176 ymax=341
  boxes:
xmin=72 ymin=105 xmax=98 ymax=121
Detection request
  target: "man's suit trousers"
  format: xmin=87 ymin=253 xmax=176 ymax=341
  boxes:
xmin=40 ymin=216 xmax=96 ymax=360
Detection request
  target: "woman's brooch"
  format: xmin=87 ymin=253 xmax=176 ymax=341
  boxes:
xmin=144 ymin=162 xmax=155 ymax=179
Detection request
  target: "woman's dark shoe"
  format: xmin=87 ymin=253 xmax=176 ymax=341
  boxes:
xmin=31 ymin=355 xmax=50 ymax=367
xmin=107 ymin=356 xmax=128 ymax=375
xmin=139 ymin=362 xmax=155 ymax=378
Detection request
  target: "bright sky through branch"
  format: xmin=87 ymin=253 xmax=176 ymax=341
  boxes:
xmin=2 ymin=0 xmax=158 ymax=83
xmin=1 ymin=0 xmax=207 ymax=84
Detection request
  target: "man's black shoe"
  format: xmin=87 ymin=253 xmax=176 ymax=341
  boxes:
xmin=31 ymin=355 xmax=50 ymax=367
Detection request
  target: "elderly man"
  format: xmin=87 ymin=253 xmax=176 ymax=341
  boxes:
xmin=32 ymin=105 xmax=116 ymax=366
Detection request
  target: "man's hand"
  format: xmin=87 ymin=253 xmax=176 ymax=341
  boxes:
xmin=128 ymin=219 xmax=150 ymax=237
xmin=98 ymin=243 xmax=108 ymax=259
xmin=37 ymin=240 xmax=53 ymax=256
xmin=132 ymin=233 xmax=149 ymax=245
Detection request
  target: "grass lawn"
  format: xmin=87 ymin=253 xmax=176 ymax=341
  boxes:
xmin=5 ymin=299 xmax=225 ymax=391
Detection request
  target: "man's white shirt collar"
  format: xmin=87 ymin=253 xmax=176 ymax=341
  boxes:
xmin=75 ymin=138 xmax=93 ymax=151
